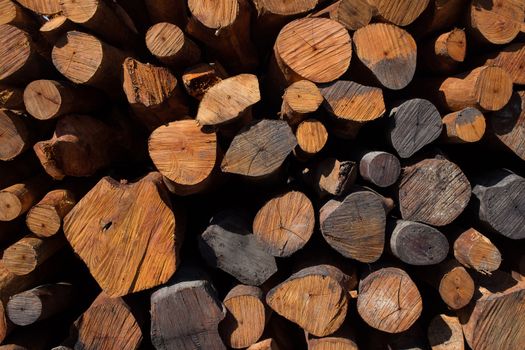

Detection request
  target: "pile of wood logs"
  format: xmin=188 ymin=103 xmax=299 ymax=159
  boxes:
xmin=1 ymin=0 xmax=525 ymax=349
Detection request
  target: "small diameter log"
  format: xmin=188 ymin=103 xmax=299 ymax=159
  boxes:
xmin=427 ymin=314 xmax=464 ymax=350
xmin=0 ymin=0 xmax=35 ymax=29
xmin=247 ymin=339 xmax=280 ymax=350
xmin=480 ymin=43 xmax=525 ymax=85
xmin=221 ymin=120 xmax=297 ymax=178
xmin=320 ymin=190 xmax=386 ymax=263
xmin=357 ymin=267 xmax=422 ymax=333
xmin=2 ymin=234 xmax=64 ymax=276
xmin=144 ymin=0 xmax=187 ymax=26
xmin=63 ymin=172 xmax=183 ymax=297
xmin=0 ymin=177 xmax=50 ymax=222
xmin=39 ymin=16 xmax=77 ymax=44
xmin=280 ymin=80 xmax=323 ymax=127
xmin=0 ymin=109 xmax=30 ymax=161
xmin=122 ymin=58 xmax=189 ymax=130
xmin=453 ymin=228 xmax=501 ymax=274
xmin=312 ymin=158 xmax=357 ymax=198
xmin=468 ymin=0 xmax=525 ymax=45
xmin=313 ymin=0 xmax=373 ymax=31
xmin=442 ymin=107 xmax=486 ymax=143
xmin=490 ymin=91 xmax=525 ymax=161
xmin=23 ymin=79 xmax=104 ymax=120
xmin=71 ymin=293 xmax=142 ymax=350
xmin=150 ymin=278 xmax=226 ymax=350
xmin=16 ymin=0 xmax=60 ymax=15
xmin=390 ymin=220 xmax=449 ymax=266
xmin=146 ymin=22 xmax=200 ymax=69
xmin=196 ymin=74 xmax=260 ymax=126
xmin=148 ymin=120 xmax=218 ymax=196
xmin=6 ymin=282 xmax=73 ymax=326
xmin=419 ymin=28 xmax=466 ymax=74
xmin=253 ymin=191 xmax=315 ymax=257
xmin=398 ymin=158 xmax=471 ymax=226
xmin=52 ymin=31 xmax=128 ymax=98
xmin=186 ymin=0 xmax=258 ymax=72
xmin=353 ymin=23 xmax=417 ymax=90
xmin=472 ymin=169 xmax=525 ymax=239
xmin=295 ymin=119 xmax=328 ymax=158
xmin=266 ymin=265 xmax=349 ymax=337
xmin=220 ymin=285 xmax=266 ymax=349
xmin=368 ymin=0 xmax=430 ymax=26
xmin=359 ymin=151 xmax=401 ymax=187
xmin=26 ymin=189 xmax=76 ymax=237
xmin=0 ymin=86 xmax=24 ymax=110
xmin=182 ymin=63 xmax=228 ymax=100
xmin=436 ymin=66 xmax=513 ymax=112
xmin=200 ymin=211 xmax=277 ymax=285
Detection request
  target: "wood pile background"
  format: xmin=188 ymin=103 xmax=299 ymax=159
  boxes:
xmin=0 ymin=0 xmax=525 ymax=349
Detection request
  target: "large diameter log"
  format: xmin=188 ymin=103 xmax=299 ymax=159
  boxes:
xmin=200 ymin=211 xmax=277 ymax=285
xmin=427 ymin=314 xmax=464 ymax=350
xmin=453 ymin=228 xmax=501 ymax=274
xmin=313 ymin=0 xmax=373 ymax=31
xmin=266 ymin=265 xmax=349 ymax=337
xmin=253 ymin=191 xmax=314 ymax=257
xmin=26 ymin=189 xmax=76 ymax=237
xmin=320 ymin=191 xmax=386 ymax=263
xmin=419 ymin=28 xmax=466 ymax=74
xmin=472 ymin=169 xmax=525 ymax=239
xmin=442 ymin=107 xmax=486 ymax=143
xmin=353 ymin=23 xmax=417 ymax=90
xmin=182 ymin=63 xmax=228 ymax=101
xmin=144 ymin=0 xmax=186 ymax=26
xmin=480 ymin=43 xmax=525 ymax=84
xmin=368 ymin=0 xmax=430 ymax=26
xmin=359 ymin=151 xmax=401 ymax=187
xmin=2 ymin=235 xmax=64 ymax=275
xmin=16 ymin=0 xmax=59 ymax=15
xmin=0 ymin=110 xmax=30 ymax=161
xmin=122 ymin=58 xmax=189 ymax=130
xmin=221 ymin=120 xmax=296 ymax=178
xmin=0 ymin=0 xmax=35 ymax=29
xmin=398 ymin=158 xmax=471 ymax=226
xmin=357 ymin=267 xmax=422 ymax=333
xmin=280 ymin=80 xmax=323 ymax=127
xmin=490 ymin=91 xmax=525 ymax=160
xmin=146 ymin=22 xmax=200 ymax=69
xmin=0 ymin=177 xmax=50 ymax=222
xmin=63 ymin=172 xmax=183 ymax=297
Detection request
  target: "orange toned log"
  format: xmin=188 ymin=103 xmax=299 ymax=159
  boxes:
xmin=1 ymin=235 xmax=64 ymax=275
xmin=144 ymin=0 xmax=187 ymax=26
xmin=427 ymin=314 xmax=464 ymax=350
xmin=353 ymin=23 xmax=417 ymax=90
xmin=312 ymin=158 xmax=357 ymax=198
xmin=182 ymin=63 xmax=228 ymax=100
xmin=357 ymin=267 xmax=422 ymax=333
xmin=295 ymin=119 xmax=328 ymax=158
xmin=0 ymin=86 xmax=24 ymax=110
xmin=398 ymin=158 xmax=471 ymax=226
xmin=368 ymin=0 xmax=430 ymax=26
xmin=122 ymin=58 xmax=189 ymax=130
xmin=359 ymin=151 xmax=401 ymax=187
xmin=220 ymin=285 xmax=267 ymax=349
xmin=442 ymin=107 xmax=486 ymax=143
xmin=26 ymin=189 xmax=76 ymax=237
xmin=63 ymin=172 xmax=184 ymax=297
xmin=0 ymin=177 xmax=50 ymax=222
xmin=16 ymin=0 xmax=59 ymax=15
xmin=248 ymin=339 xmax=280 ymax=350
xmin=419 ymin=28 xmax=466 ymax=74
xmin=266 ymin=265 xmax=349 ymax=337
xmin=253 ymin=191 xmax=314 ymax=257
xmin=453 ymin=228 xmax=501 ymax=274
xmin=39 ymin=16 xmax=77 ymax=44
xmin=0 ymin=110 xmax=30 ymax=161
xmin=0 ymin=0 xmax=35 ymax=29
xmin=148 ymin=120 xmax=218 ymax=196
xmin=146 ymin=22 xmax=201 ymax=69
xmin=186 ymin=0 xmax=258 ymax=72
xmin=490 ymin=91 xmax=525 ymax=161
xmin=306 ymin=323 xmax=358 ymax=350
xmin=313 ymin=0 xmax=373 ymax=31
xmin=480 ymin=43 xmax=525 ymax=84
xmin=280 ymin=80 xmax=323 ymax=127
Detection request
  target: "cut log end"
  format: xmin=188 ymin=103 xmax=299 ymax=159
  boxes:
xmin=296 ymin=119 xmax=328 ymax=156
xmin=469 ymin=0 xmax=525 ymax=45
xmin=146 ymin=22 xmax=200 ymax=68
xmin=0 ymin=191 xmax=23 ymax=222
xmin=438 ymin=262 xmax=475 ymax=310
xmin=23 ymin=80 xmax=63 ymax=120
xmin=26 ymin=189 xmax=76 ymax=237
xmin=281 ymin=80 xmax=323 ymax=126
xmin=0 ymin=110 xmax=29 ymax=161
xmin=475 ymin=66 xmax=513 ymax=112
xmin=442 ymin=107 xmax=486 ymax=143
xmin=359 ymin=151 xmax=401 ymax=187
xmin=373 ymin=0 xmax=431 ymax=26
xmin=0 ymin=25 xmax=32 ymax=84
xmin=454 ymin=228 xmax=501 ymax=274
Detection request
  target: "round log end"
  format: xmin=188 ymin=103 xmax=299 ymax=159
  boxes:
xmin=7 ymin=292 xmax=42 ymax=326
xmin=283 ymin=80 xmax=323 ymax=114
xmin=374 ymin=0 xmax=430 ymax=26
xmin=2 ymin=239 xmax=37 ymax=275
xmin=146 ymin=22 xmax=186 ymax=60
xmin=60 ymin=0 xmax=97 ymax=24
xmin=0 ymin=24 xmax=31 ymax=82
xmin=439 ymin=265 xmax=474 ymax=309
xmin=26 ymin=204 xmax=61 ymax=237
xmin=476 ymin=66 xmax=513 ymax=111
xmin=296 ymin=119 xmax=328 ymax=156
xmin=188 ymin=0 xmax=238 ymax=29
xmin=359 ymin=151 xmax=401 ymax=187
xmin=23 ymin=80 xmax=62 ymax=120
xmin=0 ymin=191 xmax=22 ymax=221
xmin=0 ymin=110 xmax=29 ymax=161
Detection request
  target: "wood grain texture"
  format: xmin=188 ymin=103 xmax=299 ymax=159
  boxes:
xmin=454 ymin=228 xmax=501 ymax=274
xmin=182 ymin=63 xmax=228 ymax=101
xmin=295 ymin=119 xmax=328 ymax=157
xmin=17 ymin=0 xmax=59 ymax=15
xmin=442 ymin=107 xmax=486 ymax=143
xmin=306 ymin=321 xmax=358 ymax=350
xmin=0 ymin=110 xmax=30 ymax=161
xmin=26 ymin=189 xmax=76 ymax=237
xmin=312 ymin=158 xmax=357 ymax=198
xmin=490 ymin=91 xmax=525 ymax=161
xmin=0 ymin=0 xmax=35 ymax=29
xmin=427 ymin=314 xmax=464 ymax=350
xmin=419 ymin=28 xmax=466 ymax=74
xmin=480 ymin=43 xmax=525 ymax=84
xmin=369 ymin=0 xmax=430 ymax=26
xmin=146 ymin=22 xmax=201 ymax=68
xmin=0 ymin=176 xmax=49 ymax=222
xmin=280 ymin=80 xmax=323 ymax=127
xmin=313 ymin=0 xmax=373 ymax=31
xmin=2 ymin=234 xmax=63 ymax=275
xmin=359 ymin=151 xmax=401 ymax=187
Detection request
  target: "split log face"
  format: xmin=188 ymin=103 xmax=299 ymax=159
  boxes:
xmin=453 ymin=228 xmax=501 ymax=274
xmin=0 ymin=110 xmax=30 ymax=161
xmin=26 ymin=189 xmax=76 ymax=237
xmin=313 ymin=158 xmax=357 ymax=197
xmin=16 ymin=0 xmax=59 ymax=15
xmin=472 ymin=170 xmax=525 ymax=239
xmin=63 ymin=172 xmax=182 ymax=297
xmin=0 ymin=177 xmax=49 ymax=222
xmin=490 ymin=91 xmax=525 ymax=161
xmin=357 ymin=267 xmax=422 ymax=333
xmin=280 ymin=80 xmax=323 ymax=127
xmin=150 ymin=278 xmax=226 ymax=350
xmin=220 ymin=285 xmax=266 ymax=349
xmin=320 ymin=191 xmax=386 ymax=263
xmin=369 ymin=0 xmax=430 ymax=26
xmin=353 ymin=23 xmax=417 ymax=90
xmin=442 ymin=107 xmax=486 ymax=143
xmin=359 ymin=151 xmax=401 ymax=187
xmin=221 ymin=120 xmax=297 ymax=178
xmin=2 ymin=235 xmax=63 ymax=275
xmin=398 ymin=158 xmax=471 ymax=226
xmin=481 ymin=43 xmax=525 ymax=85
xmin=182 ymin=63 xmax=228 ymax=100
xmin=266 ymin=265 xmax=349 ymax=337
xmin=253 ymin=191 xmax=315 ymax=257
xmin=295 ymin=119 xmax=328 ymax=157
xmin=427 ymin=314 xmax=464 ymax=350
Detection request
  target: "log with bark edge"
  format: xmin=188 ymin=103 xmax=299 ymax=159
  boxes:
xmin=427 ymin=314 xmax=464 ymax=350
xmin=252 ymin=190 xmax=315 ymax=257
xmin=357 ymin=267 xmax=422 ymax=333
xmin=479 ymin=43 xmax=525 ymax=85
xmin=186 ymin=0 xmax=258 ymax=72
xmin=368 ymin=0 xmax=430 ymax=26
xmin=182 ymin=63 xmax=228 ymax=100
xmin=266 ymin=265 xmax=349 ymax=337
xmin=221 ymin=119 xmax=297 ymax=178
xmin=389 ymin=220 xmax=449 ymax=266
xmin=220 ymin=285 xmax=267 ymax=349
xmin=247 ymin=339 xmax=280 ymax=350
xmin=199 ymin=211 xmax=277 ymax=285
xmin=23 ymin=79 xmax=104 ymax=120
xmin=294 ymin=119 xmax=328 ymax=159
xmin=0 ymin=110 xmax=30 ymax=161
xmin=15 ymin=0 xmax=59 ymax=15
xmin=352 ymin=23 xmax=417 ymax=90
xmin=313 ymin=0 xmax=373 ymax=31
xmin=63 ymin=172 xmax=183 ymax=297
xmin=26 ymin=189 xmax=76 ymax=237
xmin=320 ymin=190 xmax=386 ymax=263
xmin=144 ymin=0 xmax=187 ymax=26
xmin=467 ymin=0 xmax=525 ymax=45
xmin=490 ymin=91 xmax=525 ymax=161
xmin=419 ymin=28 xmax=466 ymax=74
xmin=359 ymin=151 xmax=401 ymax=187
xmin=472 ymin=169 xmax=525 ymax=239
xmin=280 ymin=80 xmax=323 ymax=127
xmin=150 ymin=272 xmax=226 ymax=350
xmin=310 ymin=158 xmax=357 ymax=198
xmin=122 ymin=57 xmax=189 ymax=130
xmin=442 ymin=107 xmax=486 ymax=143
xmin=39 ymin=16 xmax=77 ymax=44
xmin=146 ymin=22 xmax=201 ymax=69
xmin=398 ymin=158 xmax=471 ymax=226
xmin=148 ymin=120 xmax=218 ymax=196
xmin=0 ymin=0 xmax=35 ymax=29
xmin=0 ymin=176 xmax=50 ymax=222
xmin=0 ymin=86 xmax=24 ymax=110
xmin=6 ymin=282 xmax=73 ymax=326
xmin=453 ymin=228 xmax=501 ymax=274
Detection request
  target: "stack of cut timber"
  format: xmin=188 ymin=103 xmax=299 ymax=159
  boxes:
xmin=0 ymin=0 xmax=525 ymax=349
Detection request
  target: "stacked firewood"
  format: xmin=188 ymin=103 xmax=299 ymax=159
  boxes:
xmin=1 ymin=0 xmax=525 ymax=349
